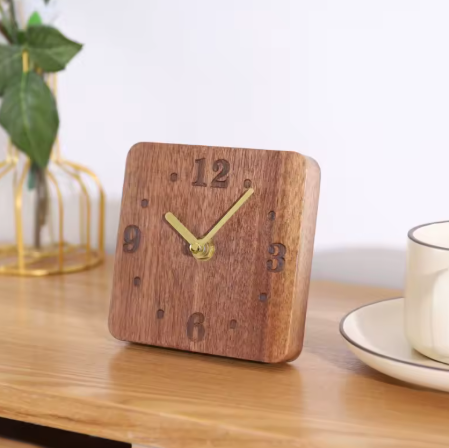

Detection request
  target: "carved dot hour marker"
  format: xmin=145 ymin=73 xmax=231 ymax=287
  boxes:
xmin=170 ymin=173 xmax=178 ymax=182
xmin=230 ymin=319 xmax=238 ymax=329
xmin=141 ymin=199 xmax=149 ymax=208
xmin=133 ymin=277 xmax=141 ymax=286
xmin=157 ymin=309 xmax=165 ymax=319
xmin=244 ymin=179 xmax=252 ymax=188
xmin=259 ymin=293 xmax=268 ymax=302
xmin=268 ymin=211 xmax=276 ymax=221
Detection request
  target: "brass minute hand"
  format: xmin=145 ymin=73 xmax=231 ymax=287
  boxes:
xmin=165 ymin=213 xmax=200 ymax=251
xmin=198 ymin=188 xmax=254 ymax=245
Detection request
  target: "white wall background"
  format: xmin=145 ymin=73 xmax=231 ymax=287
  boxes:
xmin=3 ymin=0 xmax=449 ymax=287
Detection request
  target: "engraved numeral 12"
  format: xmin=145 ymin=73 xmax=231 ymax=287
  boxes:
xmin=192 ymin=158 xmax=230 ymax=188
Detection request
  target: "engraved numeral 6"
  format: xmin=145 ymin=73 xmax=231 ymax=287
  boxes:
xmin=187 ymin=312 xmax=205 ymax=342
xmin=123 ymin=225 xmax=141 ymax=253
xmin=267 ymin=243 xmax=286 ymax=273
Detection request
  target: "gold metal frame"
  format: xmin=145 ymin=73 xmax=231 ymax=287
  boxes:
xmin=0 ymin=73 xmax=105 ymax=276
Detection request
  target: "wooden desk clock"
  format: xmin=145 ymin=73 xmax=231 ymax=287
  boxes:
xmin=109 ymin=142 xmax=320 ymax=363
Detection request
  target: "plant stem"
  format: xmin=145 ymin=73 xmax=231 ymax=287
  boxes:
xmin=6 ymin=0 xmax=16 ymax=23
xmin=5 ymin=0 xmax=18 ymax=42
xmin=0 ymin=1 xmax=13 ymax=42
xmin=33 ymin=167 xmax=48 ymax=250
xmin=0 ymin=22 xmax=12 ymax=42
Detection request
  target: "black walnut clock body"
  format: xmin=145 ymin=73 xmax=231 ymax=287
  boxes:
xmin=109 ymin=142 xmax=320 ymax=363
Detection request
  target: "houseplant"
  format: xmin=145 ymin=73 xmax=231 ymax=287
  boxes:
xmin=0 ymin=0 xmax=105 ymax=275
xmin=0 ymin=0 xmax=82 ymax=166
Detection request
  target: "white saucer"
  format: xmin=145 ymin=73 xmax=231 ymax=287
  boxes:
xmin=340 ymin=298 xmax=449 ymax=392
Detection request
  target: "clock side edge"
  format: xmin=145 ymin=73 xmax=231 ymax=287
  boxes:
xmin=108 ymin=142 xmax=153 ymax=342
xmin=284 ymin=155 xmax=321 ymax=362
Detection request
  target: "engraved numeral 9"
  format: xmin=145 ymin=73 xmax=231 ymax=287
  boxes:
xmin=267 ymin=243 xmax=286 ymax=272
xmin=187 ymin=312 xmax=205 ymax=342
xmin=123 ymin=225 xmax=141 ymax=253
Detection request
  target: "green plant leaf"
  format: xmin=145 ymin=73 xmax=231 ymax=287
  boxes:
xmin=0 ymin=44 xmax=22 ymax=95
xmin=0 ymin=71 xmax=59 ymax=167
xmin=28 ymin=12 xmax=43 ymax=27
xmin=26 ymin=25 xmax=83 ymax=72
xmin=17 ymin=30 xmax=26 ymax=44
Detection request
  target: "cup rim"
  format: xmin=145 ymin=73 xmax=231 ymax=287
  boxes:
xmin=408 ymin=220 xmax=449 ymax=251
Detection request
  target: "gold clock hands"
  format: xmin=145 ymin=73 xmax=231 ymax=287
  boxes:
xmin=165 ymin=188 xmax=254 ymax=261
xmin=198 ymin=188 xmax=254 ymax=245
xmin=165 ymin=213 xmax=200 ymax=251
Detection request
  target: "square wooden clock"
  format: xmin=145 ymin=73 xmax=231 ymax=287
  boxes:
xmin=109 ymin=142 xmax=320 ymax=363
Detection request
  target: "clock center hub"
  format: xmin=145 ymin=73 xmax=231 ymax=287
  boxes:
xmin=190 ymin=240 xmax=215 ymax=261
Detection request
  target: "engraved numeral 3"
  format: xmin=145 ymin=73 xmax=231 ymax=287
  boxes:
xmin=267 ymin=243 xmax=286 ymax=272
xmin=187 ymin=312 xmax=205 ymax=342
xmin=123 ymin=225 xmax=141 ymax=253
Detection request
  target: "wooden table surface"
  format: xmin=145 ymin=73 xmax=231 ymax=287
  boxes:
xmin=0 ymin=438 xmax=39 ymax=448
xmin=0 ymin=258 xmax=448 ymax=447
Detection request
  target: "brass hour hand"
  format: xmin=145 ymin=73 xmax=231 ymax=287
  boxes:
xmin=165 ymin=213 xmax=200 ymax=251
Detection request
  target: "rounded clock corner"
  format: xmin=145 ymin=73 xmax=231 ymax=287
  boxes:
xmin=126 ymin=142 xmax=149 ymax=161
xmin=284 ymin=345 xmax=304 ymax=363
xmin=305 ymin=155 xmax=321 ymax=178
xmin=108 ymin=317 xmax=126 ymax=343
xmin=268 ymin=343 xmax=304 ymax=364
xmin=285 ymin=151 xmax=321 ymax=176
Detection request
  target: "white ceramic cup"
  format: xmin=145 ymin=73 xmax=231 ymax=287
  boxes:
xmin=405 ymin=221 xmax=449 ymax=364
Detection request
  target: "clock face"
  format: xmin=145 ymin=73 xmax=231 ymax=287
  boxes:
xmin=109 ymin=142 xmax=320 ymax=363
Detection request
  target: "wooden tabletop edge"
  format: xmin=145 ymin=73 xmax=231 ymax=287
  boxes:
xmin=0 ymin=381 xmax=302 ymax=445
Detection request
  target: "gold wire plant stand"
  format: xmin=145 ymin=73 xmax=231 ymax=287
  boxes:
xmin=0 ymin=142 xmax=105 ymax=276
xmin=0 ymin=76 xmax=105 ymax=276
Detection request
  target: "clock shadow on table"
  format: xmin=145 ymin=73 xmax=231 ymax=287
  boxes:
xmin=108 ymin=342 xmax=306 ymax=414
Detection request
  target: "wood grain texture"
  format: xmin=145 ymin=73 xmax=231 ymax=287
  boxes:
xmin=109 ymin=142 xmax=320 ymax=363
xmin=1 ymin=259 xmax=449 ymax=447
